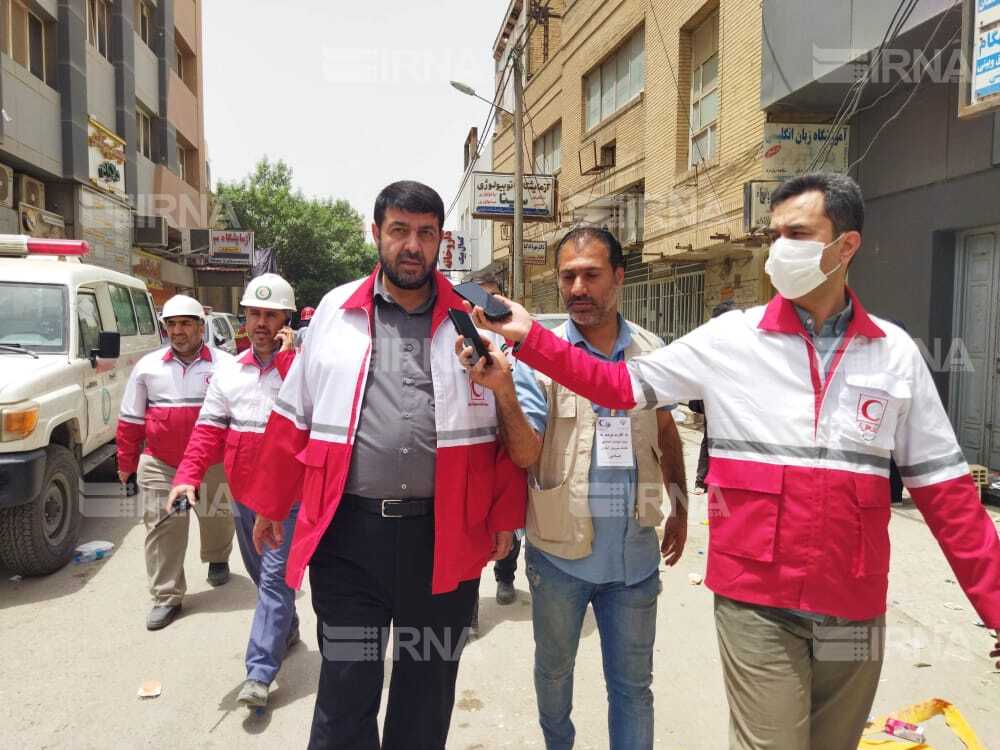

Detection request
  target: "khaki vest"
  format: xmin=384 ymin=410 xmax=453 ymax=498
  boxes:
xmin=525 ymin=321 xmax=666 ymax=560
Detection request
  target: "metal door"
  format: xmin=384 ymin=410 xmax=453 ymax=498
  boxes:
xmin=951 ymin=228 xmax=1000 ymax=469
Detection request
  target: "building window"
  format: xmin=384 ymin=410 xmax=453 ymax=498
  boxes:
xmin=136 ymin=1 xmax=152 ymax=47
xmin=689 ymin=11 xmax=719 ymax=167
xmin=175 ymin=47 xmax=184 ymax=79
xmin=5 ymin=1 xmax=49 ymax=83
xmin=584 ymin=28 xmax=644 ymax=131
xmin=532 ymin=123 xmax=561 ymax=175
xmin=136 ymin=110 xmax=152 ymax=159
xmin=87 ymin=0 xmax=111 ymax=60
xmin=176 ymin=144 xmax=187 ymax=182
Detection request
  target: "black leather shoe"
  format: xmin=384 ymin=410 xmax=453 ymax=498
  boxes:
xmin=496 ymin=580 xmax=516 ymax=605
xmin=207 ymin=562 xmax=230 ymax=587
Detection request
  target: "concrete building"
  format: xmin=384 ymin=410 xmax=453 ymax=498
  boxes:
xmin=0 ymin=0 xmax=239 ymax=310
xmin=489 ymin=0 xmax=774 ymax=340
xmin=761 ymin=0 xmax=1000 ymax=476
xmin=444 ymin=126 xmax=494 ymax=285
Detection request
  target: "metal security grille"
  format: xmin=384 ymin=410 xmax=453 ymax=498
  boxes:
xmin=620 ymin=269 xmax=705 ymax=343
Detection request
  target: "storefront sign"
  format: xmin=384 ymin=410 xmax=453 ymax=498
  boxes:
xmin=742 ymin=180 xmax=782 ymax=232
xmin=974 ymin=1 xmax=1000 ymax=102
xmin=88 ymin=118 xmax=127 ymax=197
xmin=762 ymin=124 xmax=850 ymax=180
xmin=132 ymin=251 xmax=163 ymax=290
xmin=439 ymin=231 xmax=471 ymax=272
xmin=472 ymin=172 xmax=556 ymax=221
xmin=522 ymin=240 xmax=547 ymax=265
xmin=209 ymin=230 xmax=254 ymax=267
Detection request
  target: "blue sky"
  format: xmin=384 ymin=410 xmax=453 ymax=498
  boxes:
xmin=203 ymin=0 xmax=503 ymax=233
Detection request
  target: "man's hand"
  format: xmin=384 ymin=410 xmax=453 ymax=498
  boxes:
xmin=253 ymin=514 xmax=284 ymax=554
xmin=117 ymin=470 xmax=130 ymax=485
xmin=661 ymin=513 xmax=688 ymax=566
xmin=463 ymin=295 xmax=533 ymax=343
xmin=991 ymin=630 xmax=999 ymax=670
xmin=455 ymin=336 xmax=514 ymax=394
xmin=489 ymin=531 xmax=514 ymax=561
xmin=165 ymin=484 xmax=197 ymax=514
xmin=275 ymin=326 xmax=296 ymax=352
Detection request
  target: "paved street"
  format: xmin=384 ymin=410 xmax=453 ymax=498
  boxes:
xmin=1 ymin=425 xmax=998 ymax=749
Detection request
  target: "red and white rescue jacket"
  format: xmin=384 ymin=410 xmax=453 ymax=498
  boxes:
xmin=117 ymin=345 xmax=232 ymax=474
xmin=173 ymin=348 xmax=296 ymax=498
xmin=515 ymin=290 xmax=1000 ymax=626
xmin=243 ymin=269 xmax=527 ymax=593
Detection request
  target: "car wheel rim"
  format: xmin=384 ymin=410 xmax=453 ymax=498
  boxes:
xmin=42 ymin=474 xmax=70 ymax=546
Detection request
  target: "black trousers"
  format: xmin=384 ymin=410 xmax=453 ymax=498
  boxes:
xmin=493 ymin=533 xmax=521 ymax=584
xmin=307 ymin=503 xmax=479 ymax=750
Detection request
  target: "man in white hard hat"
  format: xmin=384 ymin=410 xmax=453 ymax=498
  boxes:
xmin=168 ymin=274 xmax=299 ymax=708
xmin=117 ymin=294 xmax=236 ymax=630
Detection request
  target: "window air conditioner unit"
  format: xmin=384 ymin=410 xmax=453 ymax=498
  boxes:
xmin=181 ymin=227 xmax=211 ymax=255
xmin=133 ymin=215 xmax=169 ymax=248
xmin=19 ymin=203 xmax=66 ymax=239
xmin=17 ymin=174 xmax=45 ymax=209
xmin=0 ymin=164 xmax=13 ymax=209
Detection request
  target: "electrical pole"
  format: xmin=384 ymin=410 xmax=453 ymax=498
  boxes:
xmin=512 ymin=46 xmax=524 ymax=304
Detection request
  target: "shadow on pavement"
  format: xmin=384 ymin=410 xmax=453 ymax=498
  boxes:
xmin=210 ymin=642 xmax=321 ymax=736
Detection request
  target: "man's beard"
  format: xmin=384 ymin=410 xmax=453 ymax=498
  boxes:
xmin=379 ymin=242 xmax=437 ymax=290
xmin=565 ymin=294 xmax=614 ymax=328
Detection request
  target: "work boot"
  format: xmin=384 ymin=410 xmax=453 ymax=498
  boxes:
xmin=146 ymin=604 xmax=181 ymax=631
xmin=237 ymin=679 xmax=269 ymax=708
xmin=496 ymin=580 xmax=516 ymax=605
xmin=207 ymin=562 xmax=230 ymax=587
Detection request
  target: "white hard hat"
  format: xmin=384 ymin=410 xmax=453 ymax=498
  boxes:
xmin=160 ymin=294 xmax=205 ymax=321
xmin=241 ymin=273 xmax=296 ymax=311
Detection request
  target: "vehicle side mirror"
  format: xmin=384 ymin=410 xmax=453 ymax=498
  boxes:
xmin=90 ymin=331 xmax=120 ymax=368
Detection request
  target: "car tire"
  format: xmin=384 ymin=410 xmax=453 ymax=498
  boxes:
xmin=0 ymin=445 xmax=82 ymax=576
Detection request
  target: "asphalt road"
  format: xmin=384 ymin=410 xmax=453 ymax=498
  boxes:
xmin=2 ymin=426 xmax=998 ymax=749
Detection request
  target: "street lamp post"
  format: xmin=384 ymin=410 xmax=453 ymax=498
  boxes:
xmin=450 ymin=45 xmax=526 ymax=302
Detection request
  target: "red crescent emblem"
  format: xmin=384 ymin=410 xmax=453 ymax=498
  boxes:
xmin=860 ymin=399 xmax=884 ymax=422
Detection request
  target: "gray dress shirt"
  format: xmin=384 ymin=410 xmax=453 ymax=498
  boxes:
xmin=343 ymin=274 xmax=438 ymax=499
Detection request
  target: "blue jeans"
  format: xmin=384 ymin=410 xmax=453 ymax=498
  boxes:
xmin=525 ymin=544 xmax=660 ymax=750
xmin=232 ymin=499 xmax=299 ymax=685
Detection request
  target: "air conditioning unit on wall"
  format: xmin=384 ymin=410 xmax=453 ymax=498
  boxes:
xmin=0 ymin=164 xmax=13 ymax=209
xmin=19 ymin=204 xmax=66 ymax=239
xmin=17 ymin=174 xmax=45 ymax=209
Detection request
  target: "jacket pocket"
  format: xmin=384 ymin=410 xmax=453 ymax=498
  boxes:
xmin=837 ymin=373 xmax=910 ymax=449
xmin=223 ymin=430 xmax=242 ymax=488
xmin=465 ymin=447 xmax=495 ymax=529
xmin=705 ymin=461 xmax=783 ymax=562
xmin=295 ymin=441 xmax=329 ymax=525
xmin=852 ymin=473 xmax=891 ymax=576
xmin=527 ymin=483 xmax=575 ymax=544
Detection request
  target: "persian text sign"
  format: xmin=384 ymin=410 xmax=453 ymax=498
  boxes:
xmin=210 ymin=230 xmax=254 ymax=266
xmin=762 ymin=124 xmax=850 ymax=180
xmin=88 ymin=119 xmax=126 ymax=197
xmin=471 ymin=172 xmax=556 ymax=221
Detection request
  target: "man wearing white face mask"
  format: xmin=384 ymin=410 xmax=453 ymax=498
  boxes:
xmin=460 ymin=173 xmax=1000 ymax=750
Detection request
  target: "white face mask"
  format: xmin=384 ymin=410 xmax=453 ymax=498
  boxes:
xmin=764 ymin=235 xmax=843 ymax=299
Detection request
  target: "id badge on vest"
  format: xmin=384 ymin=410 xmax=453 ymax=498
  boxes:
xmin=596 ymin=413 xmax=633 ymax=468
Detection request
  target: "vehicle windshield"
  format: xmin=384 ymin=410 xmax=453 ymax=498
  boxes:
xmin=0 ymin=283 xmax=67 ymax=353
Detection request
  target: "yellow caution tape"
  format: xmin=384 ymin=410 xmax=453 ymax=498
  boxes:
xmin=859 ymin=698 xmax=985 ymax=750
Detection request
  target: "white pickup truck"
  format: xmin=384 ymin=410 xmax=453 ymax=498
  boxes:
xmin=0 ymin=236 xmax=161 ymax=575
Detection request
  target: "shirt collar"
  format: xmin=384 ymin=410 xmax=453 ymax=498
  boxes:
xmin=565 ymin=314 xmax=632 ymax=360
xmin=795 ymin=297 xmax=854 ymax=338
xmin=373 ymin=271 xmax=437 ymax=314
xmin=162 ymin=343 xmax=213 ymax=363
xmin=758 ymin=287 xmax=885 ymax=339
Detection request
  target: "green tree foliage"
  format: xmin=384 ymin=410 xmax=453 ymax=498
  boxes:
xmin=216 ymin=158 xmax=377 ymax=307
